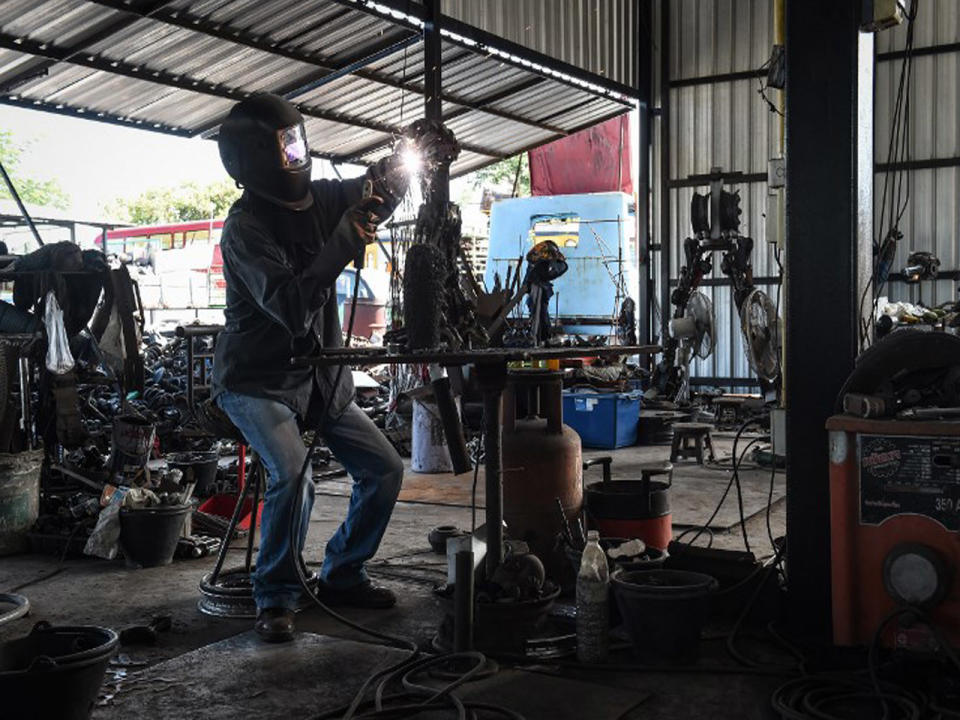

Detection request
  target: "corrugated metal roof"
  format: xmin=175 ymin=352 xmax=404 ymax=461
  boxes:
xmin=442 ymin=0 xmax=639 ymax=88
xmin=0 ymin=0 xmax=636 ymax=177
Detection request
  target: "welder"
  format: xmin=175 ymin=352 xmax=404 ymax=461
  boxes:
xmin=211 ymin=93 xmax=439 ymax=643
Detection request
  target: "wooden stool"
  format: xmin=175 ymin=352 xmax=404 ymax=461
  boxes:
xmin=670 ymin=422 xmax=716 ymax=464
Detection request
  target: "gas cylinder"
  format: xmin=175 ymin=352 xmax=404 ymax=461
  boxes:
xmin=501 ymin=370 xmax=582 ymax=578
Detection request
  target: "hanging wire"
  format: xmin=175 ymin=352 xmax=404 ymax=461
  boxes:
xmin=859 ymin=0 xmax=918 ymax=349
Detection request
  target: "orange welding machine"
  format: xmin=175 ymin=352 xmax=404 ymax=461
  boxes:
xmin=828 ymin=415 xmax=960 ymax=650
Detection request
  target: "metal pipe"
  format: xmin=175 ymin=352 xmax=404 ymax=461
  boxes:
xmin=208 ymin=459 xmax=255 ymax=586
xmin=18 ymin=355 xmax=32 ymax=449
xmin=453 ymin=549 xmax=474 ymax=652
xmin=0 ymin=161 xmax=43 ymax=247
xmin=245 ymin=461 xmax=262 ymax=571
xmin=482 ymin=385 xmax=503 ymax=575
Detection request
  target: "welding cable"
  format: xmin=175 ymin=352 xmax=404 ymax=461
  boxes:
xmin=679 ymin=429 xmax=765 ymax=548
xmin=687 ymin=416 xmax=766 ymax=545
xmin=283 ymin=268 xmax=521 ymax=720
xmin=769 ymin=608 xmax=938 ymax=720
xmin=677 ymin=436 xmax=763 ymax=547
xmin=723 ymin=543 xmax=799 ymax=673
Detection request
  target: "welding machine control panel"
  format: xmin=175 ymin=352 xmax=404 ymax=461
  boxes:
xmin=858 ymin=434 xmax=960 ymax=531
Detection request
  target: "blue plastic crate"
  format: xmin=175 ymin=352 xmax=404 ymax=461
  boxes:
xmin=562 ymin=390 xmax=641 ymax=449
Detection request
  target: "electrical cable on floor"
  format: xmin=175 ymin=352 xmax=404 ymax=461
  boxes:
xmin=673 ymin=435 xmax=762 ymax=549
xmin=679 ymin=417 xmax=766 ymax=548
xmin=768 ymin=604 xmax=960 ymax=720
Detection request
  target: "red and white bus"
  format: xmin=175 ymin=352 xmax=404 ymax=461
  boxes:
xmin=97 ymin=219 xmax=389 ymax=337
xmin=97 ymin=219 xmax=227 ymax=310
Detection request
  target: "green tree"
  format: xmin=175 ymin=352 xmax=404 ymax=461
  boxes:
xmin=468 ymin=153 xmax=530 ymax=196
xmin=0 ymin=130 xmax=70 ymax=209
xmin=105 ymin=179 xmax=240 ymax=224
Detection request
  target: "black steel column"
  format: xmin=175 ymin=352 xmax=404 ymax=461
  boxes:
xmin=422 ymin=0 xmax=448 ymax=203
xmin=658 ymin=0 xmax=671 ymax=345
xmin=636 ymin=0 xmax=653 ymax=349
xmin=785 ymin=0 xmax=873 ymax=641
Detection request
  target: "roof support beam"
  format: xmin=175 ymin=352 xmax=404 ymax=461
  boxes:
xmin=0 ymin=94 xmax=191 ymax=136
xmin=86 ymin=0 xmax=565 ymax=136
xmin=343 ymin=75 xmax=549 ymax=162
xmin=0 ymin=31 xmax=507 ymax=160
xmin=0 ymin=0 xmax=174 ymax=93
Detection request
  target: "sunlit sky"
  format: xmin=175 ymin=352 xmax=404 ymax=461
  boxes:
xmin=0 ymin=105 xmax=363 ymax=220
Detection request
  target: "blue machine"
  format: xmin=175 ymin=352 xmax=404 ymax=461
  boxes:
xmin=484 ymin=192 xmax=638 ymax=337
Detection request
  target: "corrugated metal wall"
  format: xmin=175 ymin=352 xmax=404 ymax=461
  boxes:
xmin=653 ymin=0 xmax=780 ymax=386
xmin=875 ymin=0 xmax=960 ymax=308
xmin=442 ymin=0 xmax=637 ymax=88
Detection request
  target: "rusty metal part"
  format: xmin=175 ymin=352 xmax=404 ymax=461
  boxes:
xmin=291 ymin=344 xmax=659 ymax=368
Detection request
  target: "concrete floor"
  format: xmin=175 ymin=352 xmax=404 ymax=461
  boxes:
xmin=0 ymin=434 xmax=789 ymax=719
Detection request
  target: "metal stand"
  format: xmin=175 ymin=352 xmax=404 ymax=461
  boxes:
xmin=294 ymin=344 xmax=658 ymax=582
xmin=475 ymin=361 xmax=507 ymax=575
xmin=197 ymin=451 xmax=264 ymax=618
xmin=198 ymin=447 xmax=319 ymax=618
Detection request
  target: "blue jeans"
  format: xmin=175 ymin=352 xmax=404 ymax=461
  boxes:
xmin=216 ymin=392 xmax=404 ymax=611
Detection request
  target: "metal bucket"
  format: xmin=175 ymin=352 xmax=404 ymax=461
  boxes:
xmin=0 ymin=450 xmax=43 ymax=555
xmin=411 ymin=398 xmax=454 ymax=473
xmin=111 ymin=416 xmax=155 ymax=474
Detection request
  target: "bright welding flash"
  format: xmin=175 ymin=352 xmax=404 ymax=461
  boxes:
xmin=400 ymin=146 xmax=423 ymax=177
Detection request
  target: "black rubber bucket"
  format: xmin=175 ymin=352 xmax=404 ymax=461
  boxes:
xmin=119 ymin=504 xmax=190 ymax=568
xmin=0 ymin=621 xmax=118 ymax=720
xmin=612 ymin=569 xmax=718 ymax=664
xmin=565 ymin=539 xmax=667 ymax=626
xmin=565 ymin=538 xmax=667 ymax=577
xmin=166 ymin=451 xmax=219 ymax=497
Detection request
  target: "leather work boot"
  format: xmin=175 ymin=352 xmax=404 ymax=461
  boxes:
xmin=255 ymin=607 xmax=295 ymax=643
xmin=317 ymin=581 xmax=397 ymax=609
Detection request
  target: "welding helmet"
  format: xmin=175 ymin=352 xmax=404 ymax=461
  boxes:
xmin=218 ymin=94 xmax=313 ymax=211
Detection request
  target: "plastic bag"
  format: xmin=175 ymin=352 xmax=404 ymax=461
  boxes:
xmin=44 ymin=290 xmax=75 ymax=374
xmin=84 ymin=486 xmax=129 ymax=560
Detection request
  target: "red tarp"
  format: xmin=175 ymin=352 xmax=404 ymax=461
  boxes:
xmin=529 ymin=114 xmax=632 ymax=196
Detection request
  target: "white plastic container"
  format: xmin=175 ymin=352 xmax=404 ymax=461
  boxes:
xmin=411 ymin=398 xmax=453 ymax=473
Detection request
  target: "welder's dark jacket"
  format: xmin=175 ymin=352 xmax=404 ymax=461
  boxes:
xmin=211 ymin=178 xmax=363 ymax=422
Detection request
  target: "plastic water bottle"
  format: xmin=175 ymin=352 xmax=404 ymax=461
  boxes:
xmin=576 ymin=530 xmax=609 ymax=663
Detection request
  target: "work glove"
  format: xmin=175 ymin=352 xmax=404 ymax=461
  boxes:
xmin=305 ymin=195 xmax=382 ymax=286
xmin=403 ymin=118 xmax=460 ymax=167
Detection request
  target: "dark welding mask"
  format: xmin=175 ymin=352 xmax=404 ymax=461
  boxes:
xmin=218 ymin=94 xmax=313 ymax=211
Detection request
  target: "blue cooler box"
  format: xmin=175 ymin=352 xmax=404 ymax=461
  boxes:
xmin=562 ymin=390 xmax=641 ymax=449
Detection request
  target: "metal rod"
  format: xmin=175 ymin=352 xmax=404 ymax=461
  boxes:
xmin=0 ymin=161 xmax=43 ymax=247
xmin=482 ymin=385 xmax=504 ymax=576
xmin=245 ymin=461 xmax=262 ymax=572
xmin=18 ymin=356 xmax=32 ymax=449
xmin=208 ymin=471 xmax=254 ymax=586
xmin=453 ymin=549 xmax=474 ymax=652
